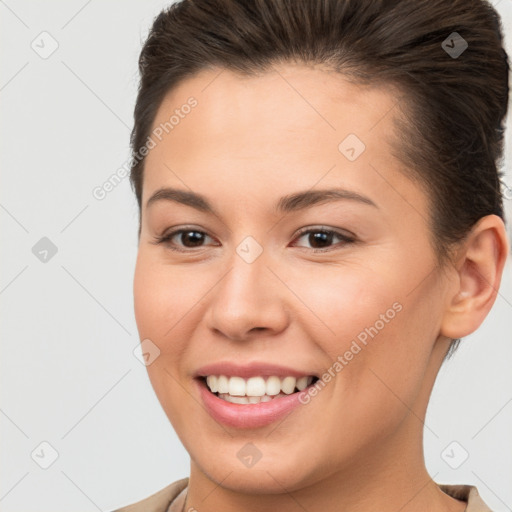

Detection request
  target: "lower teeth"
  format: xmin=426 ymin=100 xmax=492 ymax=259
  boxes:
xmin=217 ymin=392 xmax=288 ymax=404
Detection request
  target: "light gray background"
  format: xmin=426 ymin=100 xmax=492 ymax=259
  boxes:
xmin=1 ymin=1 xmax=511 ymax=511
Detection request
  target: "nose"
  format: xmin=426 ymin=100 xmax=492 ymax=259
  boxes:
xmin=205 ymin=248 xmax=290 ymax=342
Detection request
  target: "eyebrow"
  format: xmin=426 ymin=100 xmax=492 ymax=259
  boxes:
xmin=145 ymin=186 xmax=378 ymax=214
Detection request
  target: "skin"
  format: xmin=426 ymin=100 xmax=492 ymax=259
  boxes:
xmin=133 ymin=63 xmax=509 ymax=512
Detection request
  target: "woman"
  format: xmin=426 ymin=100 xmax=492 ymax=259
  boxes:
xmin=114 ymin=0 xmax=510 ymax=510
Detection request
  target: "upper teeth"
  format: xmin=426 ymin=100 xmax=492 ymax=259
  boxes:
xmin=205 ymin=375 xmax=313 ymax=396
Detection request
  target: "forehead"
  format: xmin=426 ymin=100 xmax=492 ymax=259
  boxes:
xmin=149 ymin=63 xmax=402 ymax=157
xmin=142 ymin=63 xmax=426 ymax=221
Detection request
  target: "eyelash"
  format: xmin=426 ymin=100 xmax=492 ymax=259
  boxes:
xmin=151 ymin=226 xmax=356 ymax=253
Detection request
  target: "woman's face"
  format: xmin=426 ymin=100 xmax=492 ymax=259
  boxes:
xmin=133 ymin=63 xmax=455 ymax=492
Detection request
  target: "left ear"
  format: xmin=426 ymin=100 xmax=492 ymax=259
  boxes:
xmin=440 ymin=214 xmax=510 ymax=339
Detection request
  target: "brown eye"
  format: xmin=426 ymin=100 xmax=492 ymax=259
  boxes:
xmin=175 ymin=230 xmax=207 ymax=248
xmin=292 ymin=228 xmax=355 ymax=252
xmin=153 ymin=227 xmax=218 ymax=252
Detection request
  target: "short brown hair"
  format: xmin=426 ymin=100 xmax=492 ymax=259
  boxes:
xmin=129 ymin=0 xmax=509 ymax=360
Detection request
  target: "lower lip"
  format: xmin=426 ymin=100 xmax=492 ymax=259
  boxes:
xmin=195 ymin=378 xmax=311 ymax=429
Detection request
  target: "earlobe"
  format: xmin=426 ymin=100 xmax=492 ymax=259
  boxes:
xmin=440 ymin=214 xmax=509 ymax=340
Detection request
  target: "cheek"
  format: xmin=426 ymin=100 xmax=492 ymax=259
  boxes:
xmin=133 ymin=260 xmax=152 ymax=338
xmin=289 ymin=262 xmax=434 ymax=397
xmin=133 ymin=250 xmax=204 ymax=340
xmin=133 ymin=251 xmax=201 ymax=426
xmin=288 ymin=263 xmax=400 ymax=349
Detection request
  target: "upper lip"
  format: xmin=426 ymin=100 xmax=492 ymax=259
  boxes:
xmin=194 ymin=361 xmax=318 ymax=379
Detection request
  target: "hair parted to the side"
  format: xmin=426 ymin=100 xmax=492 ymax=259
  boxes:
xmin=129 ymin=0 xmax=509 ymax=361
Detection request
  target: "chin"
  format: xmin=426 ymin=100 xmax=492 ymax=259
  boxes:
xmin=195 ymin=454 xmax=320 ymax=495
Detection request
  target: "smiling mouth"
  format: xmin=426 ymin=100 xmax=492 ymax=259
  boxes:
xmin=200 ymin=374 xmax=320 ymax=404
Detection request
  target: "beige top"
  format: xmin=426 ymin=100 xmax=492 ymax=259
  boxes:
xmin=112 ymin=477 xmax=493 ymax=512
